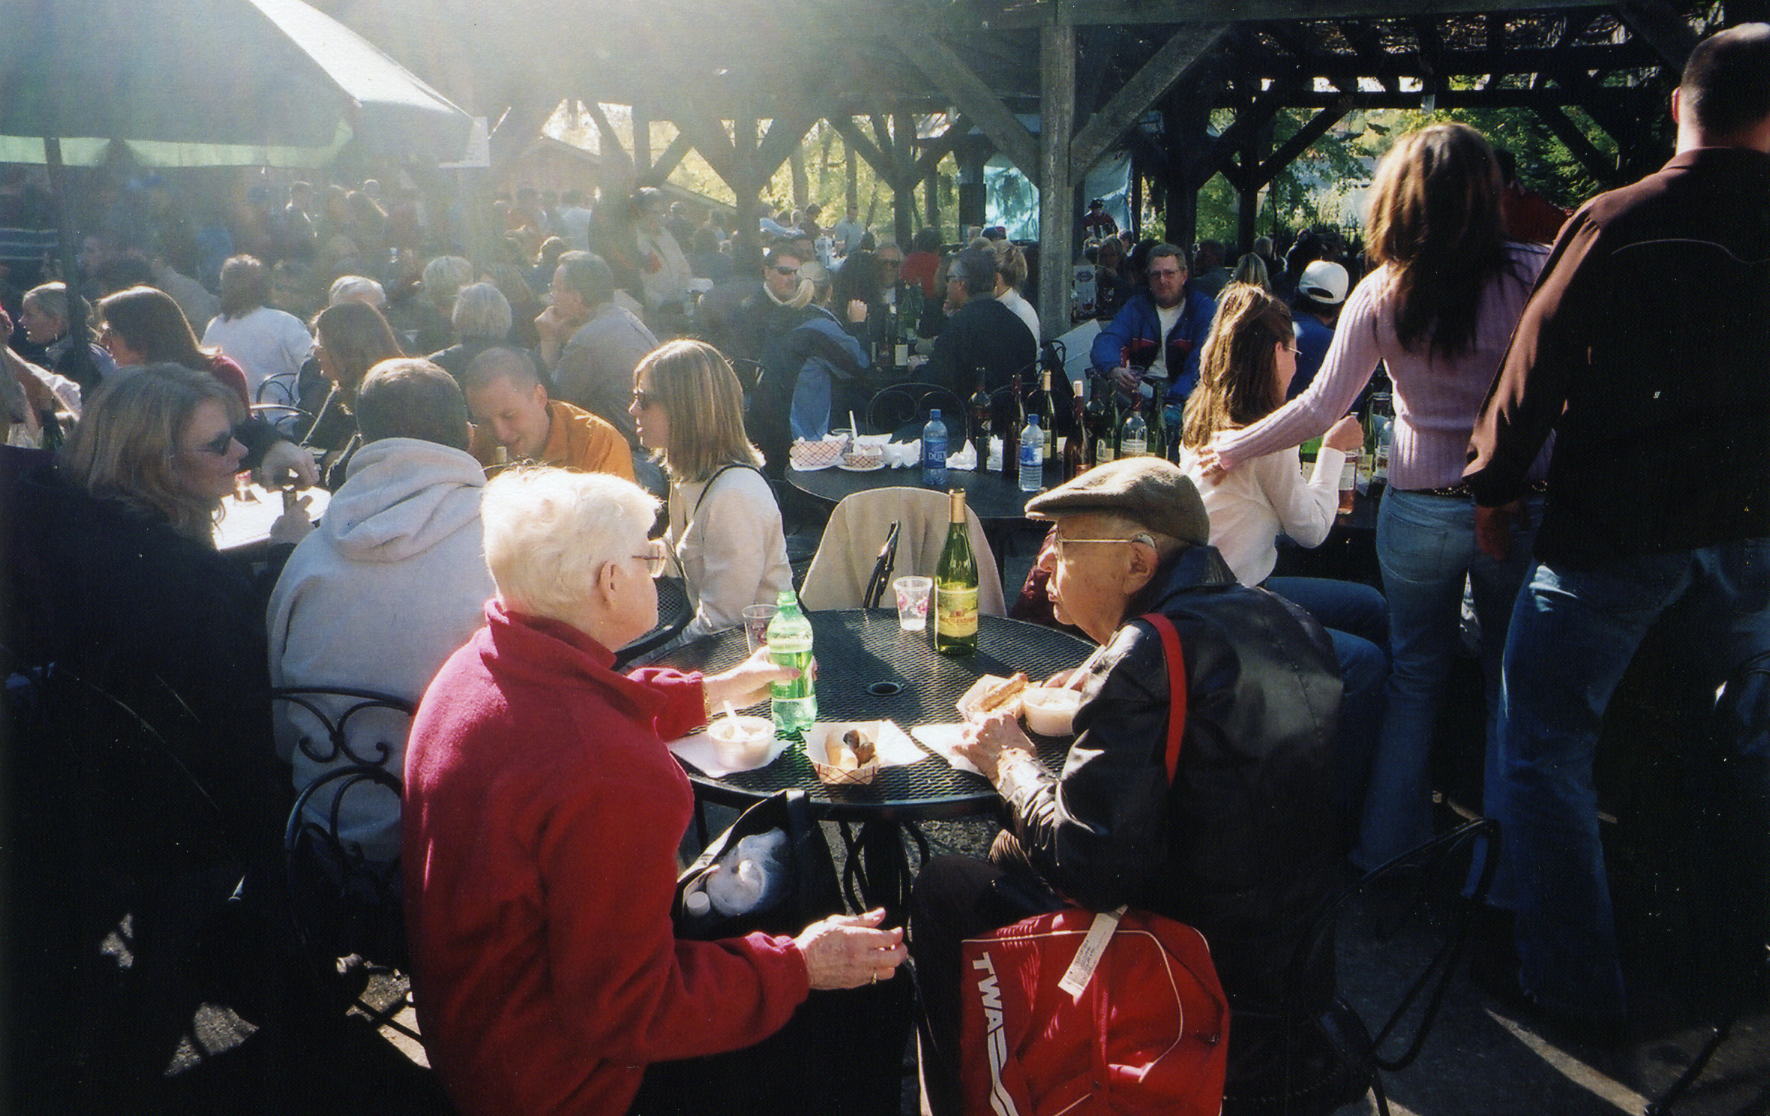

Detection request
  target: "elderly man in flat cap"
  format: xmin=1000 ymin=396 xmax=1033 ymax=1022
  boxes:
xmin=911 ymin=457 xmax=1348 ymax=1113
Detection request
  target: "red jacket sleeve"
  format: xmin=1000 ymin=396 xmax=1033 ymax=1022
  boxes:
xmin=628 ymin=666 xmax=708 ymax=740
xmin=537 ymin=754 xmax=809 ymax=1065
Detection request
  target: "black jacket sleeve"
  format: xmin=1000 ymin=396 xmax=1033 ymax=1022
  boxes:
xmin=998 ymin=622 xmax=1177 ymax=911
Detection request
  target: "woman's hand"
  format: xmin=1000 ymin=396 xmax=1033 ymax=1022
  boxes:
xmin=1323 ymin=414 xmax=1363 ymax=454
xmin=1193 ymin=429 xmax=1242 ymax=482
xmin=955 ymin=710 xmax=1037 ymax=785
xmin=794 ymin=908 xmax=907 ymax=990
xmin=846 ymin=299 xmax=869 ymax=324
xmin=703 ymin=645 xmax=798 ymax=713
xmin=268 ymin=494 xmax=315 ymax=546
xmin=256 ymin=438 xmax=319 ymax=489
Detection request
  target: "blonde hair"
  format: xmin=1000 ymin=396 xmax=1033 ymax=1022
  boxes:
xmin=1230 ymin=253 xmax=1271 ymax=292
xmin=1181 ymin=284 xmax=1292 ymax=450
xmin=635 ymin=339 xmax=764 ymax=482
xmin=994 ymin=242 xmax=1028 ymax=290
xmin=59 ymin=363 xmax=244 ymax=542
xmin=23 ymin=282 xmax=91 ymax=340
xmin=480 ymin=466 xmax=659 ymax=623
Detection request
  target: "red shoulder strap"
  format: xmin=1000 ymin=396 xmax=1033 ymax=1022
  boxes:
xmin=1138 ymin=612 xmax=1187 ymax=783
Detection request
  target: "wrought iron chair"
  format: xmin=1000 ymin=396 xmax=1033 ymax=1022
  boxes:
xmin=255 ymin=371 xmax=301 ymax=407
xmin=865 ymin=383 xmax=965 ymax=438
xmin=1224 ymin=817 xmax=1499 ymax=1116
xmin=274 ymin=686 xmax=414 ymax=1029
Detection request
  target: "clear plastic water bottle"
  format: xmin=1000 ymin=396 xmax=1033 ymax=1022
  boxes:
xmin=766 ymin=590 xmax=817 ymax=733
xmin=1019 ymin=414 xmax=1043 ymax=493
xmin=922 ymin=408 xmax=949 ymax=488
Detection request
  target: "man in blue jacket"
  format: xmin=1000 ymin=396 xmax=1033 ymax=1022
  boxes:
xmin=1089 ymin=243 xmax=1214 ymax=402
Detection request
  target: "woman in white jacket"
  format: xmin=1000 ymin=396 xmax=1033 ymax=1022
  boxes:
xmin=630 ymin=340 xmax=792 ymax=645
xmin=1179 ymin=283 xmax=1388 ymax=841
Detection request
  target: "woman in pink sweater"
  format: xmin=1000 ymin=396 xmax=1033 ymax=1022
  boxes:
xmin=1199 ymin=124 xmax=1552 ymax=870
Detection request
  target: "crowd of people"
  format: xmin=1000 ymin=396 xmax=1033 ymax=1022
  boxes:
xmin=2 ymin=19 xmax=1767 ymax=1115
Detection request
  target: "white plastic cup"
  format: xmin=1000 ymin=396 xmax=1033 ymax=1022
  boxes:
xmin=743 ymin=604 xmax=778 ymax=653
xmin=893 ymin=575 xmax=933 ymax=632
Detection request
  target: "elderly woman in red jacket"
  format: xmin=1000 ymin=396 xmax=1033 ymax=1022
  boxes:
xmin=403 ymin=466 xmax=905 ymax=1116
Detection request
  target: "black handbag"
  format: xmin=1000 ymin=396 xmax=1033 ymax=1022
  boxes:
xmin=673 ymin=789 xmax=841 ymax=940
xmin=636 ymin=791 xmax=912 ymax=1116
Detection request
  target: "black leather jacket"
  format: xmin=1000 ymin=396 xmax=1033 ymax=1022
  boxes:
xmin=998 ymin=544 xmax=1343 ymax=1018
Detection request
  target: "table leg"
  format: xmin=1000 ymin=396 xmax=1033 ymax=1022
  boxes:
xmin=838 ymin=819 xmax=931 ymax=924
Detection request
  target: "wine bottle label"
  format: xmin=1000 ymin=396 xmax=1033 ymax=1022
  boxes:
xmin=936 ymin=586 xmax=979 ymax=638
xmin=1097 ymin=444 xmax=1116 ymax=464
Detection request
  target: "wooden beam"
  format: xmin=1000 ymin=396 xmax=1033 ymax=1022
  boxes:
xmin=1534 ymin=104 xmax=1617 ymax=182
xmin=1616 ymin=0 xmax=1700 ymax=69
xmin=746 ymin=112 xmax=815 ymax=184
xmin=1248 ymin=99 xmax=1352 ymax=188
xmin=986 ymin=0 xmax=1615 ymax=30
xmin=829 ymin=116 xmax=912 ymax=188
xmin=1071 ymin=24 xmax=1230 ymax=175
xmin=911 ymin=115 xmax=977 ymax=181
xmin=640 ymin=131 xmax=693 ymax=186
xmin=581 ymin=102 xmax=627 ymax=159
xmin=1038 ymin=22 xmax=1076 ymax=335
xmin=670 ymin=111 xmax=738 ymax=183
xmin=890 ymin=35 xmax=1039 ymax=174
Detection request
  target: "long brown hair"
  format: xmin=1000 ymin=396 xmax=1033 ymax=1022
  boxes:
xmin=1365 ymin=123 xmax=1509 ymax=358
xmin=97 ymin=285 xmax=211 ymax=369
xmin=1181 ymin=283 xmax=1292 ymax=449
xmin=312 ymin=301 xmax=404 ymax=400
xmin=635 ymin=339 xmax=763 ymax=482
xmin=59 ymin=363 xmax=243 ymax=542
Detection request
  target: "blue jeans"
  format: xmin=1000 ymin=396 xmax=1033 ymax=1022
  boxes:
xmin=1356 ymin=490 xmax=1540 ymax=870
xmin=1495 ymin=538 xmax=1770 ymax=1020
xmin=1266 ymin=576 xmax=1390 ymax=840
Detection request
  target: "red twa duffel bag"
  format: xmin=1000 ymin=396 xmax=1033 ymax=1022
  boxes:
xmin=957 ymin=612 xmax=1228 ymax=1115
xmin=958 ymin=906 xmax=1229 ymax=1115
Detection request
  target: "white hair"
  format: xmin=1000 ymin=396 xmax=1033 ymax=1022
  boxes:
xmin=452 ymin=282 xmax=513 ymax=341
xmin=328 ymin=274 xmax=386 ymax=307
xmin=480 ymin=467 xmax=659 ymax=623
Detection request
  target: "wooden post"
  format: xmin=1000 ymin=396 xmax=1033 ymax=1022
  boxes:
xmin=789 ymin=148 xmax=809 ymax=210
xmin=924 ymin=164 xmax=941 ymax=235
xmin=1037 ymin=21 xmax=1076 ymax=336
xmin=956 ymin=139 xmax=989 ymax=235
xmin=632 ymin=107 xmax=652 ymax=179
xmin=1129 ymin=154 xmax=1142 ymax=240
xmin=845 ymin=145 xmax=858 ymax=213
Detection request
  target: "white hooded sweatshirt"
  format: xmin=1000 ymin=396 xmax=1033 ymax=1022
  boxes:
xmin=267 ymin=437 xmax=494 ymax=862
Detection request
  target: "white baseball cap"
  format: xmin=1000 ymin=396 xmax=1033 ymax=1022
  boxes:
xmin=1297 ymin=260 xmax=1350 ymax=305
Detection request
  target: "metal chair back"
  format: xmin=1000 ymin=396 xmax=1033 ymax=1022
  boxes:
xmin=273 ymin=686 xmax=413 ymax=971
xmin=866 ymin=384 xmax=965 ymax=438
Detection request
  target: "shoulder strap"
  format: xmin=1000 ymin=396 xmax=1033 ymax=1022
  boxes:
xmin=690 ymin=462 xmax=760 ymax=521
xmin=1137 ymin=612 xmax=1188 ymax=784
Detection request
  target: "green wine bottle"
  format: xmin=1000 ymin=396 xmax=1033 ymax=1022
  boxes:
xmin=934 ymin=490 xmax=979 ymax=656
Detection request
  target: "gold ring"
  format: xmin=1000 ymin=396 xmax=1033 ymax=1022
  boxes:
xmin=870 ymin=971 xmax=878 ymax=985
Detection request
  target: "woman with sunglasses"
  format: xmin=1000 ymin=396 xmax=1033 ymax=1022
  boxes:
xmin=629 ymin=339 xmax=792 ymax=646
xmin=1195 ymin=123 xmax=1551 ymax=870
xmin=11 ymin=366 xmax=304 ymax=1104
xmin=1179 ymin=282 xmax=1387 ymax=840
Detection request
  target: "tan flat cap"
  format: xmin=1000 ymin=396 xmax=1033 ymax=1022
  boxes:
xmin=1024 ymin=457 xmax=1210 ymax=547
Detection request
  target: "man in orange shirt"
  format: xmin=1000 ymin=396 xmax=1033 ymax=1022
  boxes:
xmin=464 ymin=347 xmax=634 ymax=479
